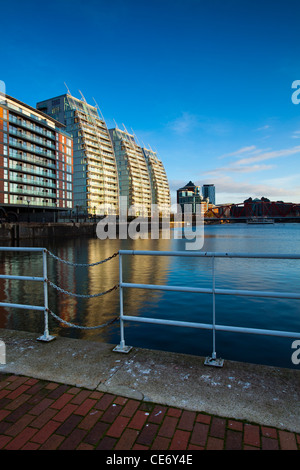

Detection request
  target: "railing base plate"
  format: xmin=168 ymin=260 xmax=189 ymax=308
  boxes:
xmin=37 ymin=335 xmax=56 ymax=343
xmin=113 ymin=345 xmax=133 ymax=353
xmin=204 ymin=356 xmax=224 ymax=367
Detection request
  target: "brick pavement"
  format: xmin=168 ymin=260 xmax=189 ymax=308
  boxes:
xmin=0 ymin=372 xmax=299 ymax=451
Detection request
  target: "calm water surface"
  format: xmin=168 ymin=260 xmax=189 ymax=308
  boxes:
xmin=0 ymin=223 xmax=300 ymax=369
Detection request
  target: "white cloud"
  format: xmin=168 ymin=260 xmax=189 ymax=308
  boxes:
xmin=168 ymin=143 xmax=300 ymax=205
xmin=167 ymin=112 xmax=199 ymax=135
xmin=219 ymin=145 xmax=257 ymax=159
xmin=203 ymin=164 xmax=274 ymax=176
xmin=256 ymin=125 xmax=271 ymax=131
xmin=167 ymin=113 xmax=232 ymax=137
xmin=236 ymin=146 xmax=300 ymax=165
xmin=291 ymin=130 xmax=300 ymax=139
xmin=203 ymin=176 xmax=300 ymax=204
xmin=195 ymin=143 xmax=300 ymax=204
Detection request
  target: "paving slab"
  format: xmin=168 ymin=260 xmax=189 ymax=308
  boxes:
xmin=0 ymin=328 xmax=299 ymax=433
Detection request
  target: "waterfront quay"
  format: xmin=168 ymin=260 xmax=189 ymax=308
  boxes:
xmin=0 ymin=328 xmax=299 ymax=451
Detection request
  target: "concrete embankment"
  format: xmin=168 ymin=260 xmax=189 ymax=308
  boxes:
xmin=0 ymin=222 xmax=97 ymax=241
xmin=0 ymin=328 xmax=299 ymax=433
xmin=0 ymin=220 xmax=186 ymax=241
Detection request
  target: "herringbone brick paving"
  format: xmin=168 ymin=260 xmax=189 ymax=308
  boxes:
xmin=0 ymin=373 xmax=299 ymax=450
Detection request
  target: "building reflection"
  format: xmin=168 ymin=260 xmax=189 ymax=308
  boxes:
xmin=0 ymin=235 xmax=172 ymax=341
xmin=47 ymin=244 xmax=77 ymax=334
xmin=82 ymin=237 xmax=172 ymax=341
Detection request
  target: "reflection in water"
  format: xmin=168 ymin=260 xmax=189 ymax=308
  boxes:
xmin=0 ymin=223 xmax=299 ymax=369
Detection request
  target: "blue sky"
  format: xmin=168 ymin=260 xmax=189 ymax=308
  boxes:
xmin=2 ymin=0 xmax=300 ymax=205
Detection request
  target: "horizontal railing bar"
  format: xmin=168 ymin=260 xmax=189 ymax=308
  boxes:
xmin=121 ymin=315 xmax=213 ymax=330
xmin=121 ymin=315 xmax=300 ymax=339
xmin=0 ymin=302 xmax=44 ymax=311
xmin=119 ymin=250 xmax=300 ymax=259
xmin=0 ymin=275 xmax=44 ymax=282
xmin=215 ymin=324 xmax=300 ymax=338
xmin=120 ymin=282 xmax=300 ymax=300
xmin=216 ymin=288 xmax=300 ymax=300
xmin=121 ymin=282 xmax=211 ymax=294
xmin=0 ymin=247 xmax=45 ymax=252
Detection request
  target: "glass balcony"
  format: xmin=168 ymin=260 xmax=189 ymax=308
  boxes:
xmin=10 ymin=187 xmax=56 ymax=197
xmin=9 ymin=150 xmax=56 ymax=169
xmin=9 ymin=197 xmax=56 ymax=207
xmin=9 ymin=163 xmax=56 ymax=179
xmin=9 ymin=127 xmax=56 ymax=149
xmin=8 ymin=114 xmax=55 ymax=139
xmin=9 ymin=140 xmax=55 ymax=159
xmin=9 ymin=175 xmax=56 ymax=188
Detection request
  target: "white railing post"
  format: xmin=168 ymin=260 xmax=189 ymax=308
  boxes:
xmin=37 ymin=249 xmax=55 ymax=342
xmin=204 ymin=255 xmax=224 ymax=367
xmin=113 ymin=252 xmax=132 ymax=353
xmin=212 ymin=255 xmax=216 ymax=358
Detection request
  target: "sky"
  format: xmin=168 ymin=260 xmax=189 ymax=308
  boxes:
xmin=1 ymin=0 xmax=300 ymax=205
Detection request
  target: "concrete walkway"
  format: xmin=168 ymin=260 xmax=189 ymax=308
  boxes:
xmin=0 ymin=328 xmax=299 ymax=450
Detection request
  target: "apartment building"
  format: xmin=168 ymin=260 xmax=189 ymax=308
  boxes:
xmin=0 ymin=93 xmax=73 ymax=220
xmin=109 ymin=127 xmax=152 ymax=216
xmin=142 ymin=147 xmax=171 ymax=214
xmin=37 ymin=91 xmax=171 ymax=218
xmin=37 ymin=94 xmax=119 ymax=215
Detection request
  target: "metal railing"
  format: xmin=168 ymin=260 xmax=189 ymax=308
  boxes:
xmin=0 ymin=247 xmax=54 ymax=342
xmin=114 ymin=250 xmax=300 ymax=366
xmin=1 ymin=248 xmax=300 ymax=368
xmin=0 ymin=247 xmax=120 ymax=338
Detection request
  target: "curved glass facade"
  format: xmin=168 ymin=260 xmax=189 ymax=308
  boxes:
xmin=142 ymin=147 xmax=171 ymax=215
xmin=37 ymin=94 xmax=171 ymax=217
xmin=37 ymin=94 xmax=119 ymax=215
xmin=109 ymin=128 xmax=152 ymax=216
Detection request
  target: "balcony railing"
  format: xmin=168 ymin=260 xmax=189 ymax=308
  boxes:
xmin=9 ymin=127 xmax=55 ymax=149
xmin=9 ymin=163 xmax=56 ymax=178
xmin=9 ymin=175 xmax=56 ymax=188
xmin=9 ymin=150 xmax=56 ymax=169
xmin=9 ymin=115 xmax=55 ymax=139
xmin=9 ymin=140 xmax=55 ymax=159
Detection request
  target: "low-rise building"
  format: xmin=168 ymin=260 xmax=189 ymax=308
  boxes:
xmin=177 ymin=181 xmax=202 ymax=213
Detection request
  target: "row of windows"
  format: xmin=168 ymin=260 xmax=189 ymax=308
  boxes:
xmin=8 ymin=111 xmax=56 ymax=139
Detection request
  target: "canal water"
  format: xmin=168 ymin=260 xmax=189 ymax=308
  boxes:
xmin=0 ymin=223 xmax=299 ymax=369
